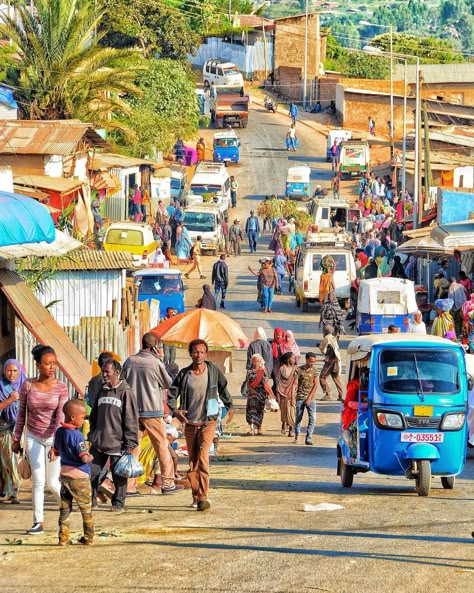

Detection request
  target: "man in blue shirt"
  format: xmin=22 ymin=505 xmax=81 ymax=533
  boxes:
xmin=289 ymin=102 xmax=298 ymax=125
xmin=245 ymin=210 xmax=260 ymax=253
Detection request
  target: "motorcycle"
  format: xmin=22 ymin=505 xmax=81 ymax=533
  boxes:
xmin=264 ymin=96 xmax=276 ymax=113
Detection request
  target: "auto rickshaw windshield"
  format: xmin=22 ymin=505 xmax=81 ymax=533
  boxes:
xmin=378 ymin=349 xmax=460 ymax=395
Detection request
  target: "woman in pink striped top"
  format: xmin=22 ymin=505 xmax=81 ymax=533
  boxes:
xmin=12 ymin=345 xmax=68 ymax=535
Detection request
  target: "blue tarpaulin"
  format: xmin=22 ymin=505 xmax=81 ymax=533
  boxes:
xmin=0 ymin=85 xmax=17 ymax=109
xmin=0 ymin=191 xmax=55 ymax=247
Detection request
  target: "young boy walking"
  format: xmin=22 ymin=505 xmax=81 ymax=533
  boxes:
xmin=51 ymin=399 xmax=94 ymax=546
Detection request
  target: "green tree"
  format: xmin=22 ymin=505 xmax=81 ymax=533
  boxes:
xmin=371 ymin=32 xmax=465 ymax=63
xmin=0 ymin=0 xmax=143 ymax=127
xmin=101 ymin=0 xmax=200 ymax=60
xmin=118 ymin=59 xmax=200 ymax=157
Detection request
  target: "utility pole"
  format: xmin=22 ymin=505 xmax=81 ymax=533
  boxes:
xmin=401 ymin=58 xmax=407 ymax=197
xmin=415 ymin=68 xmax=424 ymax=228
xmin=389 ymin=24 xmax=394 ymax=159
xmin=422 ymin=99 xmax=433 ymax=198
xmin=303 ymin=0 xmax=309 ymax=110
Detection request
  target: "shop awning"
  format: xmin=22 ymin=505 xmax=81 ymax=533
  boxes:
xmin=0 ymin=229 xmax=82 ymax=259
xmin=431 ymin=221 xmax=474 ymax=250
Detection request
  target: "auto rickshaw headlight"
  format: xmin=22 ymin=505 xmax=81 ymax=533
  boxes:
xmin=440 ymin=413 xmax=465 ymax=431
xmin=376 ymin=412 xmax=404 ymax=428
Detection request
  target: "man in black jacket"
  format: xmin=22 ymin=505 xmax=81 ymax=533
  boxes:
xmin=89 ymin=360 xmax=139 ymax=512
xmin=211 ymin=254 xmax=229 ymax=309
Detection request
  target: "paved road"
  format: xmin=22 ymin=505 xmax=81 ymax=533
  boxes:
xmin=2 ymin=106 xmax=473 ymax=593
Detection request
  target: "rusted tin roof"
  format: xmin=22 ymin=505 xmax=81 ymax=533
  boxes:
xmin=13 ymin=174 xmax=84 ymax=194
xmin=89 ymin=152 xmax=163 ymax=170
xmin=21 ymin=249 xmax=135 ymax=271
xmin=0 ymin=269 xmax=90 ymax=396
xmin=0 ymin=120 xmax=109 ymax=155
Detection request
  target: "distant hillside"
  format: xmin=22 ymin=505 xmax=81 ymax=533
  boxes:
xmin=265 ymin=0 xmax=474 ymax=55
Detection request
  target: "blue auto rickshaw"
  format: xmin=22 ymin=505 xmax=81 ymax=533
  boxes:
xmin=213 ymin=130 xmax=240 ymax=164
xmin=338 ymin=334 xmax=470 ymax=496
xmin=133 ymin=268 xmax=185 ymax=317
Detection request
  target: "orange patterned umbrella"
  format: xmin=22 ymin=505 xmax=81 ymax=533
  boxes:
xmin=150 ymin=308 xmax=249 ymax=351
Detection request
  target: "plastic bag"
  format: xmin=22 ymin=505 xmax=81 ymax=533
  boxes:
xmin=266 ymin=398 xmax=280 ymax=412
xmin=113 ymin=453 xmax=144 ymax=479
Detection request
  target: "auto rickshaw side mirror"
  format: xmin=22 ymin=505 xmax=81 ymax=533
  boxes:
xmin=468 ymin=374 xmax=473 ymax=392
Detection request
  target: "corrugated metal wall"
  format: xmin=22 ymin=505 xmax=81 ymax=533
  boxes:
xmin=16 ymin=317 xmax=129 ymax=397
xmin=33 ymin=270 xmax=125 ymax=327
xmin=104 ymin=167 xmax=128 ymax=222
xmin=190 ymin=37 xmax=274 ymax=77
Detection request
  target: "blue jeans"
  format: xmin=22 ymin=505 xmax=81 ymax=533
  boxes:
xmin=295 ymin=399 xmax=316 ymax=441
xmin=231 ymin=191 xmax=237 ymax=208
xmin=277 ymin=272 xmax=285 ymax=290
xmin=248 ymin=230 xmax=257 ymax=252
xmin=214 ymin=281 xmax=227 ymax=305
xmin=261 ymin=286 xmax=274 ymax=310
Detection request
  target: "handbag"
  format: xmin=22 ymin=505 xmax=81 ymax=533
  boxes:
xmin=17 ymin=382 xmax=31 ymax=480
xmin=18 ymin=453 xmax=31 ymax=480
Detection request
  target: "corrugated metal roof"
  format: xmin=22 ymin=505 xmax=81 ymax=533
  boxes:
xmin=394 ymin=63 xmax=474 ymax=85
xmin=0 ymin=120 xmax=109 ymax=155
xmin=89 ymin=152 xmax=163 ymax=170
xmin=13 ymin=174 xmax=84 ymax=194
xmin=21 ymin=249 xmax=135 ymax=271
xmin=0 ymin=269 xmax=91 ymax=396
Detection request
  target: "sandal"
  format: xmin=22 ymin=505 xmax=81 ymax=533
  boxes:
xmin=78 ymin=536 xmax=93 ymax=545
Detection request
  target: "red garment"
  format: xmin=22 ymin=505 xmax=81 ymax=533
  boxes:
xmin=342 ymin=379 xmax=360 ymax=430
xmin=271 ymin=327 xmax=284 ymax=359
xmin=460 ymin=278 xmax=472 ymax=300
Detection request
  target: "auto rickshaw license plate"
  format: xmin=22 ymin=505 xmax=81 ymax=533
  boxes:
xmin=400 ymin=432 xmax=444 ymax=443
xmin=413 ymin=405 xmax=433 ymax=416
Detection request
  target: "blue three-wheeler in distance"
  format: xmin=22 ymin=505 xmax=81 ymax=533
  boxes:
xmin=337 ymin=334 xmax=470 ymax=496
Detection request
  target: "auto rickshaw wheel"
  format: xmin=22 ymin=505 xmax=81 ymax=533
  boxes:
xmin=441 ymin=475 xmax=455 ymax=490
xmin=415 ymin=460 xmax=431 ymax=497
xmin=340 ymin=458 xmax=354 ymax=488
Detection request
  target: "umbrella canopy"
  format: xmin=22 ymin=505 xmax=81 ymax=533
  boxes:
xmin=151 ymin=308 xmax=249 ymax=351
xmin=395 ymin=236 xmax=453 ymax=259
xmin=0 ymin=191 xmax=55 ymax=247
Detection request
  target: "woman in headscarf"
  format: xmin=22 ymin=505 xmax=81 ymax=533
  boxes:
xmin=273 ymin=248 xmax=288 ymax=294
xmin=276 ymin=352 xmax=299 ymax=437
xmin=375 ymin=246 xmax=391 ymax=277
xmin=391 ymin=255 xmax=407 ymax=279
xmin=246 ymin=327 xmax=273 ymax=376
xmin=152 ymin=248 xmax=167 ymax=267
xmin=319 ymin=255 xmax=335 ymax=305
xmin=0 ymin=359 xmax=26 ymax=504
xmin=431 ymin=299 xmax=455 ymax=337
xmin=280 ymin=330 xmax=301 ymax=364
xmin=245 ymin=354 xmax=275 ymax=436
xmin=320 ymin=292 xmax=345 ymax=338
xmin=196 ymin=137 xmax=206 ymax=162
xmin=404 ymin=255 xmax=416 ymax=281
xmin=462 ymin=293 xmax=474 ymax=352
xmin=270 ymin=327 xmax=285 ymax=396
xmin=175 ymin=222 xmax=193 ymax=261
xmin=196 ymin=285 xmax=217 ymax=310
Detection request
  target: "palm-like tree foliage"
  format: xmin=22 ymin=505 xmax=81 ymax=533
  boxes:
xmin=0 ymin=0 xmax=144 ymax=126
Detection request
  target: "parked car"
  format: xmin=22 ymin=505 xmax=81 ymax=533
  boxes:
xmin=103 ymin=221 xmax=158 ymax=267
xmin=203 ymin=59 xmax=244 ymax=87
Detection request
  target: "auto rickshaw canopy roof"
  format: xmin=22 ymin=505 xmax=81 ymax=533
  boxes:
xmin=347 ymin=334 xmax=460 ymax=361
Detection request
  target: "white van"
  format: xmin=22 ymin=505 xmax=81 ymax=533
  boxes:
xmin=183 ymin=205 xmax=225 ymax=256
xmin=326 ymin=129 xmax=352 ymax=161
xmin=294 ymin=234 xmax=356 ymax=312
xmin=203 ymin=59 xmax=244 ymax=88
xmin=189 ymin=161 xmax=230 ymax=210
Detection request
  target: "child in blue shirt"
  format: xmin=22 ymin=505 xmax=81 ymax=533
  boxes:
xmin=51 ymin=399 xmax=94 ymax=545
